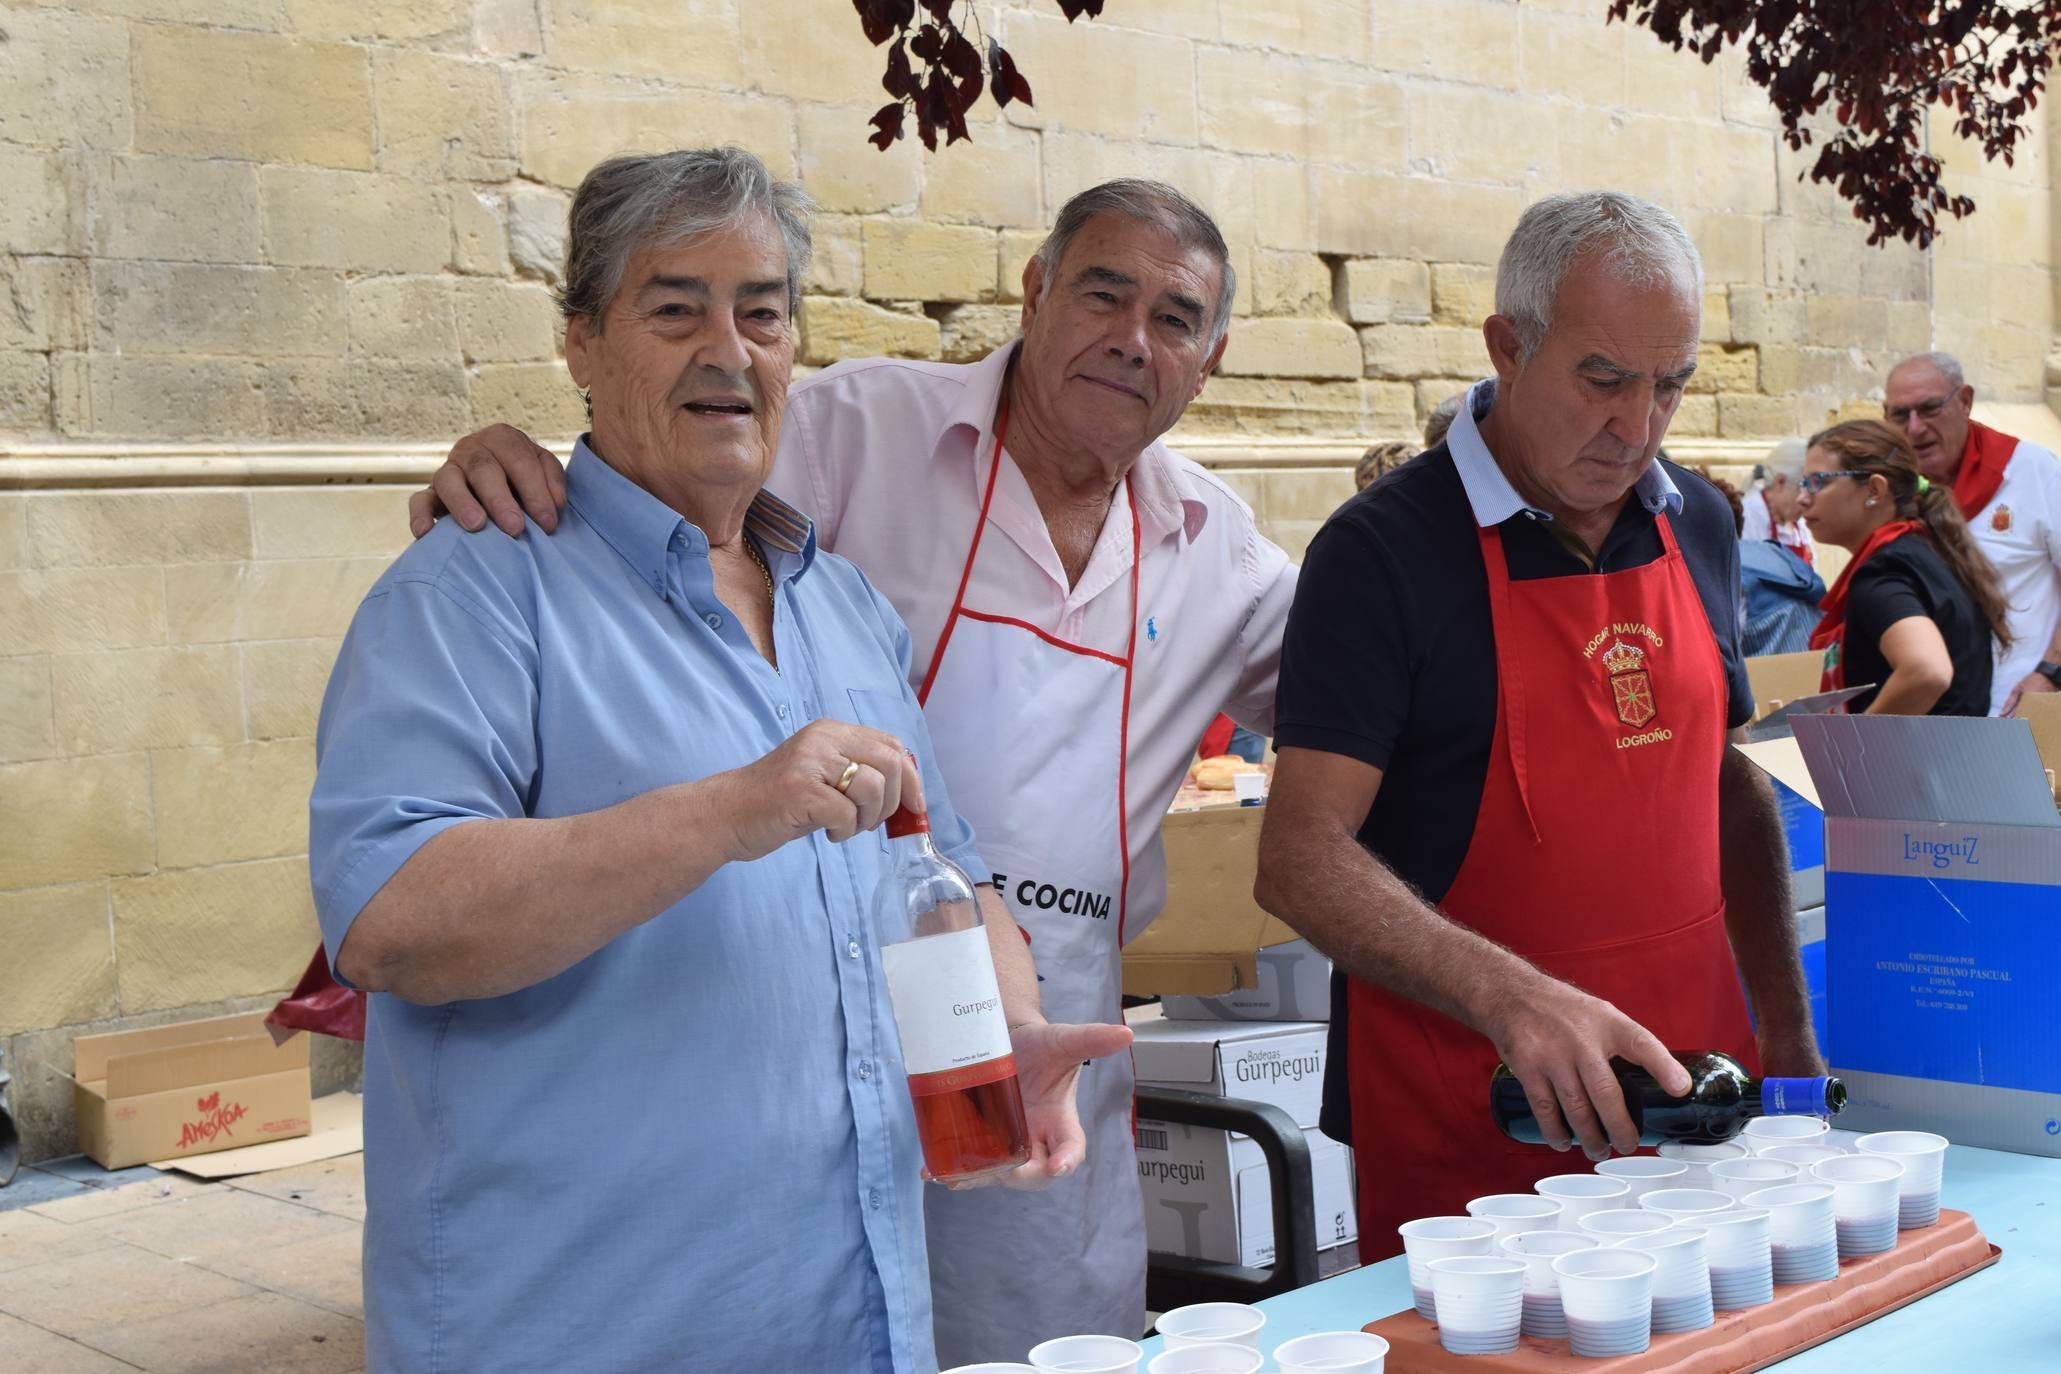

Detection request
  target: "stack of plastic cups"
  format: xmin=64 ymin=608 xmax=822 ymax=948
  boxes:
xmin=1595 ymin=1155 xmax=1689 ymax=1203
xmin=1145 ymin=1345 xmax=1261 ymax=1374
xmin=1697 ymin=1208 xmax=1775 ymax=1310
xmin=1552 ymin=1247 xmax=1658 ymax=1358
xmin=1638 ymin=1188 xmax=1733 ymax=1226
xmin=1535 ymin=1174 xmax=1630 ymax=1231
xmin=1429 ymin=1256 xmax=1526 ymax=1356
xmin=1762 ymin=1144 xmax=1844 ymax=1174
xmin=1622 ymin=1227 xmax=1713 ymax=1333
xmin=1576 ymin=1208 xmax=1674 ymax=1247
xmin=1823 ymin=1128 xmax=1870 ymax=1152
xmin=1742 ymin=1183 xmax=1838 ymax=1283
xmin=1742 ymin=1115 xmax=1831 ymax=1155
xmin=1812 ymin=1155 xmax=1904 ymax=1258
xmin=1655 ymin=1140 xmax=1748 ymax=1188
xmin=1396 ymin=1217 xmax=1497 ymax=1321
xmin=1465 ymin=1193 xmax=1562 ymax=1240
xmin=1707 ymin=1157 xmax=1800 ymax=1204
xmin=1856 ymin=1131 xmax=1949 ymax=1229
xmin=1272 ymin=1332 xmax=1389 ymax=1374
xmin=943 ymin=1364 xmax=1039 ymax=1373
xmin=1500 ymin=1231 xmax=1597 ymax=1339
xmin=1154 ymin=1305 xmax=1264 ymax=1353
xmin=1027 ymin=1336 xmax=1143 ymax=1374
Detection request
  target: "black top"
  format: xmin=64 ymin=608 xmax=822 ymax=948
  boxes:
xmin=1839 ymin=532 xmax=1994 ymax=717
xmin=1272 ymin=445 xmax=1753 ymax=1143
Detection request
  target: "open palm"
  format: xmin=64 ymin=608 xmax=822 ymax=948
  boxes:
xmin=940 ymin=1020 xmax=1133 ymax=1191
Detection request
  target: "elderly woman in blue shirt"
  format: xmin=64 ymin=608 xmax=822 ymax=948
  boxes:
xmin=310 ymin=147 xmax=1128 ymax=1374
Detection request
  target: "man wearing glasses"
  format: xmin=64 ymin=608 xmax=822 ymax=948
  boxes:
xmin=1883 ymin=351 xmax=2061 ymax=715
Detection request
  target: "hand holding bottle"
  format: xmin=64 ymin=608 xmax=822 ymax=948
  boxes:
xmin=1483 ymin=974 xmax=1692 ymax=1159
xmin=712 ymin=720 xmax=922 ymax=859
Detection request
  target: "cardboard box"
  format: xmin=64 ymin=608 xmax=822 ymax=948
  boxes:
xmin=1131 ymin=1019 xmax=1329 ymax=1132
xmin=1792 ymin=713 xmax=2061 ymax=1157
xmin=1136 ymin=1118 xmax=1357 ymax=1267
xmin=1160 ymin=938 xmax=1332 ymax=1022
xmin=1736 ymin=734 xmax=1830 ymax=911
xmin=1122 ymin=802 xmax=1302 ymax=998
xmin=74 ymin=1012 xmax=312 ymax=1170
xmin=1746 ymin=650 xmax=1826 ymax=722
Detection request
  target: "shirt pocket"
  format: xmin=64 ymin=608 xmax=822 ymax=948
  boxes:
xmin=845 ymin=685 xmax=925 ymax=854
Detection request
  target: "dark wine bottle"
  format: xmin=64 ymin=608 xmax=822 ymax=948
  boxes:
xmin=1490 ymin=1051 xmax=1845 ymax=1147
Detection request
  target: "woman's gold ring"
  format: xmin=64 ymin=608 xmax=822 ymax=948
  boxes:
xmin=834 ymin=761 xmax=861 ymax=795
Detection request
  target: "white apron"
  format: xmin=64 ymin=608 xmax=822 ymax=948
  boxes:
xmin=918 ymin=409 xmax=1146 ymax=1367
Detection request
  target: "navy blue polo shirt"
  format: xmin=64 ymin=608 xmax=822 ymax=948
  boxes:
xmin=1273 ymin=382 xmax=1753 ymax=1143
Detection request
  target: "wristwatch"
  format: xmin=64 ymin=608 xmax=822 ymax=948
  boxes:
xmin=2038 ymin=660 xmax=2061 ymax=688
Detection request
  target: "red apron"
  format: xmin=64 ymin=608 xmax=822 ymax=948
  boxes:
xmin=1348 ymin=514 xmax=1758 ymax=1259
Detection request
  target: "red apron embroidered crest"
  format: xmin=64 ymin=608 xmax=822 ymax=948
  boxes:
xmin=1602 ymin=639 xmax=1657 ymax=728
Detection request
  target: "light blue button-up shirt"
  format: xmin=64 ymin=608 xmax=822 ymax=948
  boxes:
xmin=311 ymin=441 xmax=986 ymax=1374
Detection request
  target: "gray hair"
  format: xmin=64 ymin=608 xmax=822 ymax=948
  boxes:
xmin=559 ymin=147 xmax=814 ymax=328
xmin=1494 ymin=191 xmax=1704 ymax=363
xmin=1762 ymin=436 xmax=1808 ymax=479
xmin=1032 ymin=179 xmax=1237 ymax=350
xmin=1423 ymin=391 xmax=1467 ymax=449
xmin=1891 ymin=350 xmax=1967 ymax=392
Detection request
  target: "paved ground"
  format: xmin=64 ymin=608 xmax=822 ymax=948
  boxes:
xmin=0 ymin=1154 xmax=365 ymax=1373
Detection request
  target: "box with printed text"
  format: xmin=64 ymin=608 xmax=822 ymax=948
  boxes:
xmin=1159 ymin=939 xmax=1332 ymax=1023
xmin=1129 ymin=1019 xmax=1329 ymax=1132
xmin=1135 ymin=1118 xmax=1357 ymax=1267
xmin=73 ymin=1011 xmax=312 ymax=1170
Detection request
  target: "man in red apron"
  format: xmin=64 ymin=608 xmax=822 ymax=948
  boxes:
xmin=1882 ymin=352 xmax=2061 ymax=716
xmin=1256 ymin=191 xmax=1824 ymax=1258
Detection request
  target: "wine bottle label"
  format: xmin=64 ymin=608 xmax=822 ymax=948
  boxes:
xmin=1761 ymin=1077 xmax=1834 ymax=1115
xmin=881 ymin=925 xmax=1013 ymax=1078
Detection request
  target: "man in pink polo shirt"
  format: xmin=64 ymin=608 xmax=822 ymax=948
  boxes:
xmin=410 ymin=177 xmax=1296 ymax=1364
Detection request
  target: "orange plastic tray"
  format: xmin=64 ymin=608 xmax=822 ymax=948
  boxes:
xmin=1366 ymin=1208 xmax=1999 ymax=1372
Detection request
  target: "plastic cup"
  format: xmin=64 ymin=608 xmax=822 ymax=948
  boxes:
xmin=1429 ymin=1256 xmax=1524 ymax=1355
xmin=1501 ymin=1230 xmax=1598 ymax=1338
xmin=1742 ymin=1183 xmax=1838 ymax=1283
xmin=1147 ymin=1345 xmax=1262 ymax=1374
xmin=1465 ymin=1192 xmax=1563 ymax=1239
xmin=1762 ymin=1144 xmax=1845 ymax=1174
xmin=1397 ymin=1217 xmax=1497 ymax=1321
xmin=1656 ymin=1140 xmax=1748 ymax=1188
xmin=1823 ymin=1128 xmax=1869 ymax=1152
xmin=1028 ymin=1335 xmax=1143 ymax=1374
xmin=1743 ymin=1116 xmax=1831 ymax=1153
xmin=1535 ymin=1173 xmax=1630 ymax=1231
xmin=945 ymin=1366 xmax=1040 ymax=1373
xmin=1231 ymin=772 xmax=1267 ymax=807
xmin=1696 ymin=1208 xmax=1774 ymax=1310
xmin=1855 ymin=1131 xmax=1949 ymax=1229
xmin=1638 ymin=1187 xmax=1734 ymax=1223
xmin=1595 ymin=1155 xmax=1689 ymax=1202
xmin=1552 ymin=1247 xmax=1658 ymax=1358
xmin=1156 ymin=1304 xmax=1265 ymax=1352
xmin=1273 ymin=1331 xmax=1389 ymax=1374
xmin=1621 ymin=1226 xmax=1713 ymax=1332
xmin=1576 ymin=1209 xmax=1674 ymax=1245
xmin=1708 ymin=1157 xmax=1801 ymax=1203
xmin=1812 ymin=1155 xmax=1905 ymax=1257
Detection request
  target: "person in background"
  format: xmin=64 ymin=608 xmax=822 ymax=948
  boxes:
xmin=1742 ymin=437 xmax=1816 ymax=565
xmin=1355 ymin=439 xmax=1417 ymax=492
xmin=1715 ymin=473 xmax=1826 ymax=656
xmin=1884 ymin=351 xmax=2061 ymax=714
xmin=1423 ymin=391 xmax=1467 ymax=450
xmin=1257 ymin=191 xmax=1821 ymax=1257
xmin=1800 ymin=420 xmax=2008 ymax=716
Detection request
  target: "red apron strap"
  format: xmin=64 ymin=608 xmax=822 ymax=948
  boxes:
xmin=918 ymin=405 xmax=1011 ymax=707
xmin=1476 ymin=525 xmax=1540 ymax=844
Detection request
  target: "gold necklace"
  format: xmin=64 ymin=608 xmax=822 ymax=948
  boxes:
xmin=742 ymin=536 xmax=775 ymax=606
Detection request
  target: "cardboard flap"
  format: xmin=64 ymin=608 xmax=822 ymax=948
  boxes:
xmin=1124 ymin=807 xmax=1298 ymax=996
xmin=2022 ymin=695 xmax=2061 ymax=789
xmin=1130 ymin=1022 xmax=1233 ymax=1085
xmin=104 ymin=1029 xmax=308 ymax=1099
xmin=73 ymin=1010 xmax=273 ymax=1082
xmin=1734 ymin=737 xmax=1822 ymax=810
xmin=1792 ymin=714 xmax=2061 ymax=826
xmin=1746 ymin=650 xmax=1828 ymax=720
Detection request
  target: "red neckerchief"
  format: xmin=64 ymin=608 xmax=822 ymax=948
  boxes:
xmin=1951 ymin=420 xmax=2017 ymax=520
xmin=1809 ymin=519 xmax=1925 ymax=691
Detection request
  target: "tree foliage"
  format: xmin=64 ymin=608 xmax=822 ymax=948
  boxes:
xmin=854 ymin=0 xmax=1103 ymax=152
xmin=1611 ymin=1 xmax=2061 ymax=246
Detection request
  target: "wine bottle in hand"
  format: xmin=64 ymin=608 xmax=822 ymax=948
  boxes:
xmin=1491 ymin=1050 xmax=1844 ymax=1147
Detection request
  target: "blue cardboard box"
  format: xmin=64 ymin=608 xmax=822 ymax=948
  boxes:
xmin=1793 ymin=714 xmax=2061 ymax=1157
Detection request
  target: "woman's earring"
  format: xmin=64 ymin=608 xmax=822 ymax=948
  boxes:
xmin=1866 ymin=497 xmax=1878 ymax=507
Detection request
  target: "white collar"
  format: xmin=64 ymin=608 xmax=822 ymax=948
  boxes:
xmin=1447 ymin=377 xmax=1682 ymax=527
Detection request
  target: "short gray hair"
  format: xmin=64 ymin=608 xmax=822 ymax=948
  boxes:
xmin=1423 ymin=391 xmax=1467 ymax=449
xmin=1032 ymin=179 xmax=1237 ymax=349
xmin=1762 ymin=436 xmax=1808 ymax=479
xmin=1495 ymin=191 xmax=1703 ymax=363
xmin=559 ymin=147 xmax=814 ymax=328
xmin=1892 ymin=350 xmax=1967 ymax=392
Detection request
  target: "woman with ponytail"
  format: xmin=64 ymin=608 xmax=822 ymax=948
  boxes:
xmin=1799 ymin=419 xmax=2012 ymax=715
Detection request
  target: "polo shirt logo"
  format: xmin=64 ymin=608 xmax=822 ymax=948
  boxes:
xmin=1601 ymin=639 xmax=1658 ymax=729
xmin=1992 ymin=504 xmax=2013 ymax=533
xmin=1146 ymin=615 xmax=1159 ymax=643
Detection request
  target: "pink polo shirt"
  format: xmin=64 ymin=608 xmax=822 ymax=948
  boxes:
xmin=773 ymin=341 xmax=1297 ymax=934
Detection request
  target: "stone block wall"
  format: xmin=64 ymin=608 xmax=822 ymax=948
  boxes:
xmin=2 ymin=0 xmax=2057 ymax=1160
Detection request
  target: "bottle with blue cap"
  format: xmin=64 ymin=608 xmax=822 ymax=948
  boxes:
xmin=1490 ymin=1050 xmax=1845 ymax=1147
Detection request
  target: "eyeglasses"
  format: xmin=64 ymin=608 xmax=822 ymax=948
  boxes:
xmin=1799 ymin=469 xmax=1871 ymax=494
xmin=1884 ymin=395 xmax=1953 ymax=425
